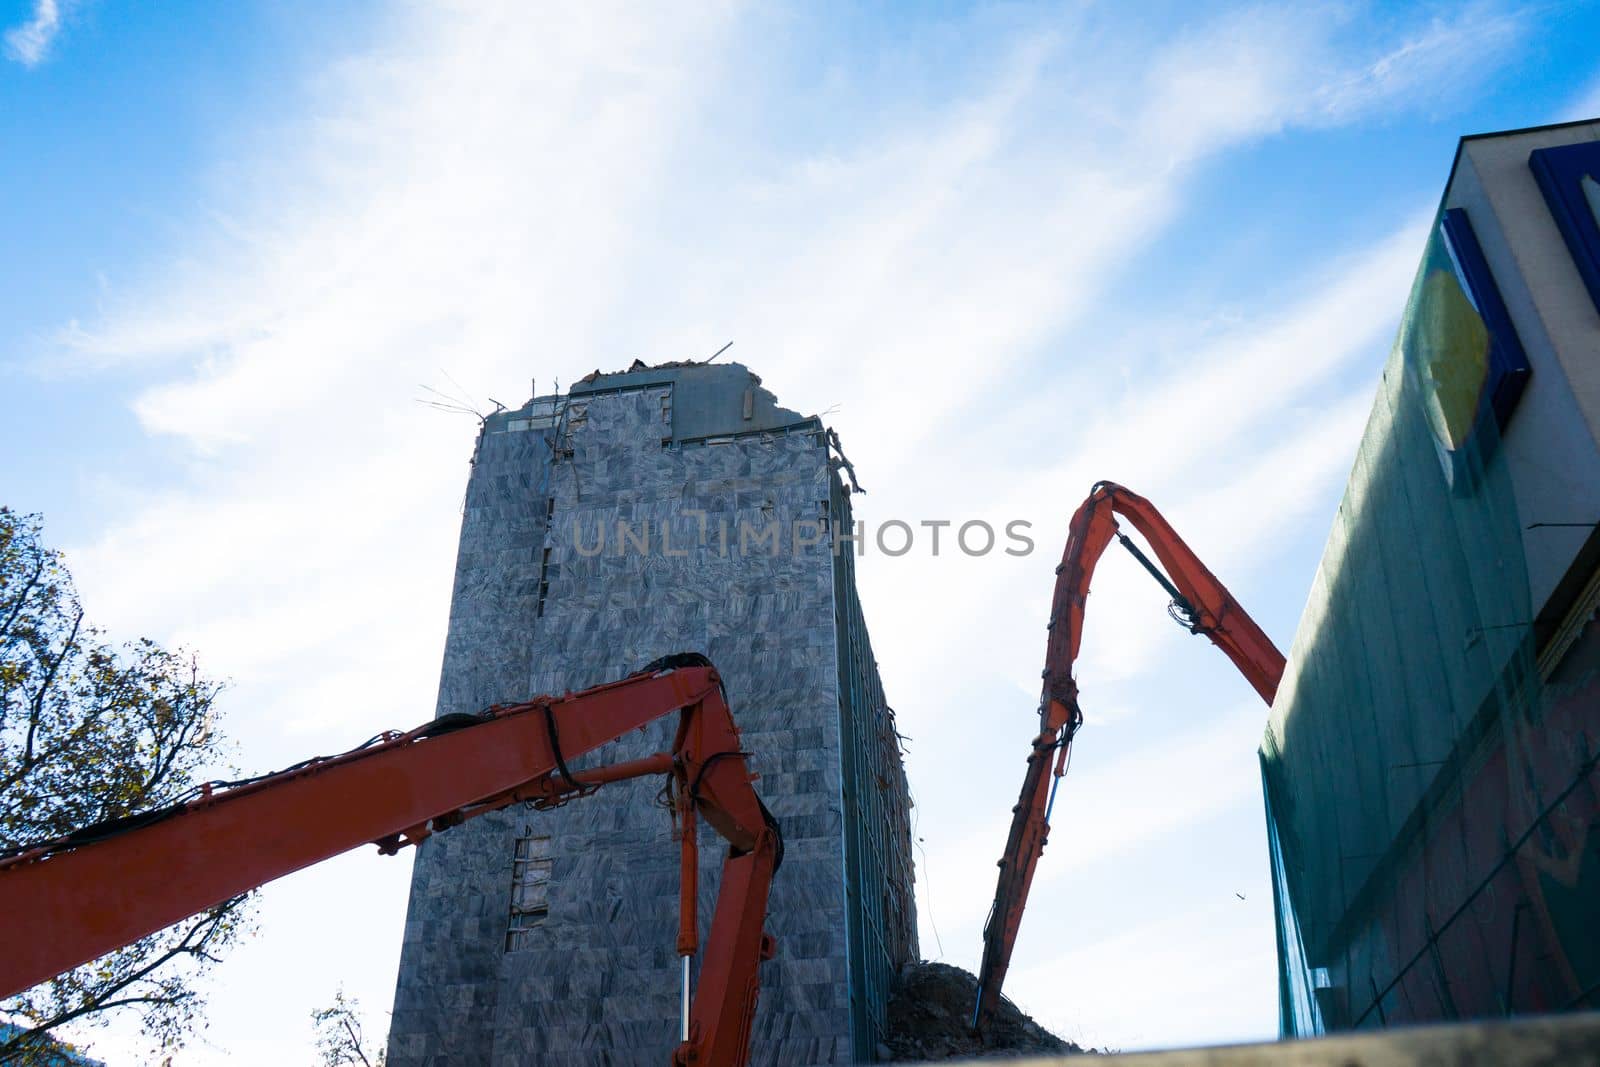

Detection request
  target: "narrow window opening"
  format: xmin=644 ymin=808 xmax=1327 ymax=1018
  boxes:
xmin=535 ymin=546 xmax=553 ymax=619
xmin=505 ymin=834 xmax=553 ymax=952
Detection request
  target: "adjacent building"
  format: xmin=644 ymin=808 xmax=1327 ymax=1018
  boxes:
xmin=387 ymin=361 xmax=918 ymax=1065
xmin=1262 ymin=119 xmax=1600 ymax=1033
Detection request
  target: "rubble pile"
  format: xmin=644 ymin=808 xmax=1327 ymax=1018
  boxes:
xmin=881 ymin=962 xmax=1085 ymax=1061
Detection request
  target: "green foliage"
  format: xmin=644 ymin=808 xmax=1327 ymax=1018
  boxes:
xmin=0 ymin=508 xmax=254 ymax=1066
xmin=312 ymin=990 xmax=386 ymax=1067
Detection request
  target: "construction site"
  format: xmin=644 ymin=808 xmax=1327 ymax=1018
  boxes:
xmin=4 ymin=91 xmax=1600 ymax=1067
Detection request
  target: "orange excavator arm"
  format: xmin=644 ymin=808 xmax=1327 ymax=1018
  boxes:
xmin=973 ymin=481 xmax=1286 ymax=1029
xmin=0 ymin=655 xmax=780 ymax=1067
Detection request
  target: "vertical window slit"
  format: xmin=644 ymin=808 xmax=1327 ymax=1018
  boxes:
xmin=505 ymin=834 xmax=552 ymax=952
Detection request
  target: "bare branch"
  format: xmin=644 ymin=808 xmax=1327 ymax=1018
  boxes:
xmin=343 ymin=1017 xmax=374 ymax=1067
xmin=0 ymin=550 xmax=47 ymax=648
xmin=22 ymin=609 xmax=83 ymax=770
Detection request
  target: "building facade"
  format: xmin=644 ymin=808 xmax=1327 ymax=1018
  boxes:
xmin=1262 ymin=119 xmax=1600 ymax=1033
xmin=386 ymin=361 xmax=917 ymax=1065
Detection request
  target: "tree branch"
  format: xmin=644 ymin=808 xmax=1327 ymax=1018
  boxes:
xmin=342 ymin=1017 xmax=373 ymax=1067
xmin=2 ymin=902 xmax=241 ymax=1052
xmin=0 ymin=990 xmax=202 ymax=1065
xmin=23 ymin=609 xmax=82 ymax=771
xmin=0 ymin=550 xmax=47 ymax=648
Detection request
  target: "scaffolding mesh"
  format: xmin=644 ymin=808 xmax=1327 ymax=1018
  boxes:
xmin=829 ymin=473 xmax=919 ymax=1061
xmin=1261 ymin=206 xmax=1600 ymax=1033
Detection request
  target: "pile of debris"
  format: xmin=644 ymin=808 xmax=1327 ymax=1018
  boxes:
xmin=881 ymin=962 xmax=1086 ymax=1061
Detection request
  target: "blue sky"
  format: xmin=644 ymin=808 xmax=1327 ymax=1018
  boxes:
xmin=5 ymin=1 xmax=1600 ymax=1062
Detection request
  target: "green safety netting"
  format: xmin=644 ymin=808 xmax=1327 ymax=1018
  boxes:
xmin=1260 ymin=207 xmax=1600 ymax=1034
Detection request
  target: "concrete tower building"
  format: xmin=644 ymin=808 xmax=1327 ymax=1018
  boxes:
xmin=387 ymin=361 xmax=918 ymax=1065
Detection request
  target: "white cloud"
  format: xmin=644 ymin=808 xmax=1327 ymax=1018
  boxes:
xmin=1561 ymin=69 xmax=1600 ymax=123
xmin=926 ymin=702 xmax=1269 ymax=930
xmin=1314 ymin=6 xmax=1527 ymax=121
xmin=1007 ymin=891 xmax=1280 ymax=1050
xmin=861 ymin=214 xmax=1425 ymax=722
xmin=4 ymin=0 xmax=61 ymax=67
xmin=42 ymin=2 xmax=1529 ymax=1060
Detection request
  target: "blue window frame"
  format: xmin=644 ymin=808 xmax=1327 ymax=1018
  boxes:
xmin=1438 ymin=207 xmax=1531 ymax=433
xmin=1530 ymin=140 xmax=1600 ymax=318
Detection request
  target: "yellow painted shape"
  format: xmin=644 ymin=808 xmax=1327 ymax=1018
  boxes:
xmin=1414 ymin=267 xmax=1489 ymax=451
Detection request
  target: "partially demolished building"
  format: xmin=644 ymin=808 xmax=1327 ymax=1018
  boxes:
xmin=387 ymin=361 xmax=918 ymax=1065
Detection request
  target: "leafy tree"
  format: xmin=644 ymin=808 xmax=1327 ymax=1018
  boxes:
xmin=0 ymin=508 xmax=253 ymax=1065
xmin=312 ymin=990 xmax=386 ymax=1067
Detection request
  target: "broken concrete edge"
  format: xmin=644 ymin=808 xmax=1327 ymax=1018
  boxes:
xmin=918 ymin=1011 xmax=1600 ymax=1066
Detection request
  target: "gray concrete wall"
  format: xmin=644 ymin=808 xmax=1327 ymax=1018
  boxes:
xmin=388 ymin=363 xmax=916 ymax=1066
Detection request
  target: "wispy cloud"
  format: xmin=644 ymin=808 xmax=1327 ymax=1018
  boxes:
xmin=928 ymin=702 xmax=1270 ymax=926
xmin=865 ymin=214 xmax=1426 ymax=717
xmin=1561 ymin=68 xmax=1600 ymax=122
xmin=4 ymin=0 xmax=62 ymax=68
xmin=1008 ymin=892 xmax=1279 ymax=1049
xmin=1314 ymin=5 xmax=1528 ymax=121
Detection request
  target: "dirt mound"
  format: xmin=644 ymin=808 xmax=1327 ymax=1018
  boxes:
xmin=881 ymin=961 xmax=1085 ymax=1061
